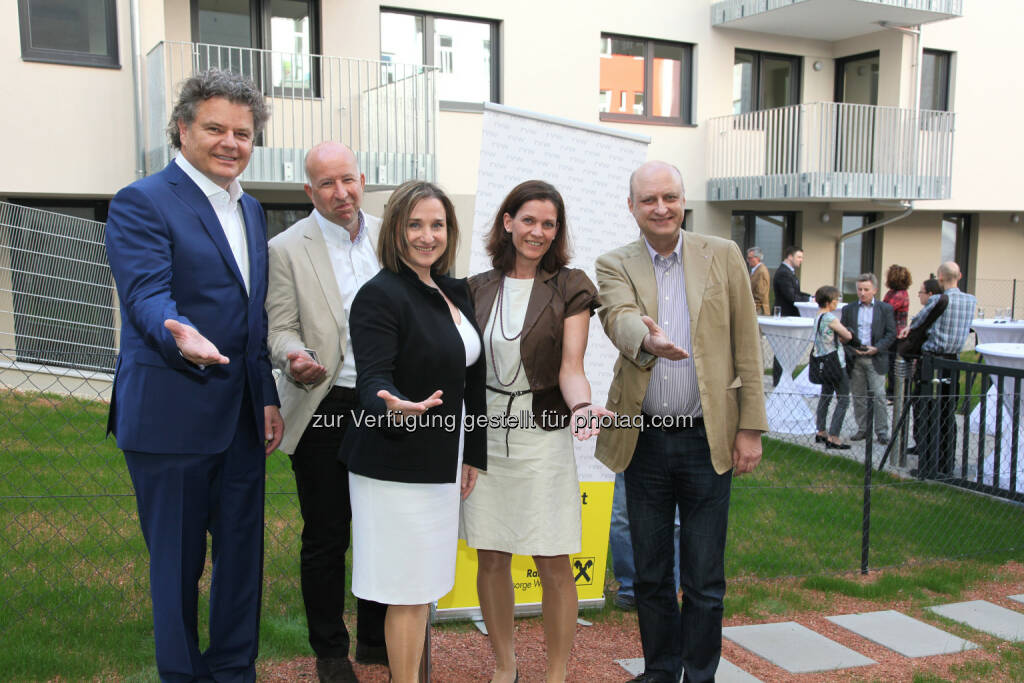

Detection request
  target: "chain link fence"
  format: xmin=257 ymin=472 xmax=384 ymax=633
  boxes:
xmin=2 ymin=200 xmax=1023 ymax=669
xmin=4 ymin=349 xmax=1024 ymax=640
xmin=973 ymin=277 xmax=1020 ymax=320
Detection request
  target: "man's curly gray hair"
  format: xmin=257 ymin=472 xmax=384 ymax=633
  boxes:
xmin=166 ymin=69 xmax=270 ymax=149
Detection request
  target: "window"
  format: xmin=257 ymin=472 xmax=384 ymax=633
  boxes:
xmin=941 ymin=214 xmax=972 ymax=290
xmin=262 ymin=204 xmax=311 ymax=240
xmin=731 ymin=212 xmax=796 ymax=274
xmin=733 ymin=50 xmax=801 ymax=114
xmin=380 ymin=9 xmax=499 ymax=109
xmin=191 ymin=0 xmax=319 ymax=95
xmin=840 ymin=213 xmax=877 ymax=301
xmin=835 ymin=51 xmax=879 ymax=105
xmin=18 ymin=0 xmax=119 ymax=68
xmin=921 ymin=49 xmax=952 ymax=111
xmin=599 ymin=34 xmax=693 ymax=125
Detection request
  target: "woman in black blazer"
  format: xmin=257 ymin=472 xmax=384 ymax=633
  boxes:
xmin=339 ymin=180 xmax=486 ymax=682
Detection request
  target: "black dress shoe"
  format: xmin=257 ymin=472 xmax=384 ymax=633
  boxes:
xmin=905 ymin=445 xmax=919 ymax=455
xmin=355 ymin=641 xmax=389 ymax=666
xmin=825 ymin=441 xmax=851 ymax=450
xmin=316 ymin=657 xmax=357 ymax=683
xmin=814 ymin=434 xmax=828 ymax=443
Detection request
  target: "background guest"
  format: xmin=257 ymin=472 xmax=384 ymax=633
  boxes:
xmin=840 ymin=273 xmax=896 ymax=445
xmin=340 ymin=181 xmax=486 ymax=683
xmin=883 ymin=264 xmax=912 ymax=401
xmin=812 ymin=286 xmax=853 ymax=449
xmin=746 ymin=246 xmax=770 ymax=316
xmin=770 ymin=246 xmax=810 ymax=385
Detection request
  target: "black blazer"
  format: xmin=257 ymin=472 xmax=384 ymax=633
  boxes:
xmin=840 ymin=300 xmax=897 ymax=374
xmin=771 ymin=264 xmax=809 ymax=316
xmin=339 ymin=264 xmax=487 ymax=484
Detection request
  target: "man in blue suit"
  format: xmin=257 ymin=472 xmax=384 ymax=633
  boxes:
xmin=105 ymin=69 xmax=284 ymax=682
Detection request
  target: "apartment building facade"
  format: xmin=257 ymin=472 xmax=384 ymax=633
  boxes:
xmin=2 ymin=0 xmax=1022 ymax=365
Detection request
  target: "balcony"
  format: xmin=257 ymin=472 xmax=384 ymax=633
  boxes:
xmin=710 ymin=0 xmax=963 ymax=41
xmin=706 ymin=102 xmax=955 ymax=201
xmin=144 ymin=42 xmax=438 ymax=187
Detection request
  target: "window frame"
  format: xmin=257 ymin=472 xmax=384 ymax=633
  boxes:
xmin=733 ymin=48 xmax=802 ymax=114
xmin=731 ymin=211 xmax=796 ymax=278
xmin=599 ymin=33 xmax=694 ymax=126
xmin=380 ymin=7 xmax=501 ymax=111
xmin=189 ymin=0 xmax=321 ymax=98
xmin=921 ymin=48 xmax=952 ymax=112
xmin=941 ymin=213 xmax=972 ymax=291
xmin=18 ymin=0 xmax=120 ymax=69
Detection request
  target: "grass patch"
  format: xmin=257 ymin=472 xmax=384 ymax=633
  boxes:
xmin=727 ymin=437 xmax=1024 ymax=577
xmin=4 ymin=392 xmax=1024 ymax=679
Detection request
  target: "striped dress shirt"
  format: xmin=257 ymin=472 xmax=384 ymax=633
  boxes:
xmin=641 ymin=236 xmax=703 ymax=419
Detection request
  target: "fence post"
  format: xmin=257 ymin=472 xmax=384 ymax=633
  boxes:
xmin=893 ymin=357 xmax=910 ymax=467
xmin=1012 ymin=278 xmax=1018 ymax=321
xmin=862 ymin=401 xmax=873 ymax=575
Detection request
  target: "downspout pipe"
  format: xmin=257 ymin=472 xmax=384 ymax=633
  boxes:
xmin=834 ymin=203 xmax=915 ymax=289
xmin=130 ymin=0 xmax=146 ymax=179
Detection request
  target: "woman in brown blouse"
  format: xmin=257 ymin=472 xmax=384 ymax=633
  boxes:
xmin=462 ymin=180 xmax=611 ymax=682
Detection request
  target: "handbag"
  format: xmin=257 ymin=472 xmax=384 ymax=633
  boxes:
xmin=897 ymin=294 xmax=949 ymax=358
xmin=809 ymin=315 xmax=843 ymax=385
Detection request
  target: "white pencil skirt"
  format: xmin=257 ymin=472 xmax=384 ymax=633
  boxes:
xmin=348 ymin=441 xmax=464 ymax=605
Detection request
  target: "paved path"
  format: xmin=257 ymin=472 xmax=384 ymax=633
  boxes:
xmin=616 ymin=595 xmax=1023 ymax=680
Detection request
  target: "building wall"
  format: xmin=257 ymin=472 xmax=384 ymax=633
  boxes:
xmin=0 ymin=0 xmax=1020 ymax=279
xmin=0 ymin=0 xmax=137 ymax=197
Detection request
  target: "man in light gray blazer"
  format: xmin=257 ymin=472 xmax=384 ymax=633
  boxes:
xmin=266 ymin=141 xmax=386 ymax=682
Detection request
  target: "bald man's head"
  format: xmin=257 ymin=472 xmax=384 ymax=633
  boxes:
xmin=304 ymin=141 xmax=365 ymax=232
xmin=629 ymin=161 xmax=685 ymax=202
xmin=937 ymin=261 xmax=961 ymax=286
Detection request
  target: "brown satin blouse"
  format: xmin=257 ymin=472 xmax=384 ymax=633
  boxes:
xmin=468 ymin=267 xmax=599 ymax=430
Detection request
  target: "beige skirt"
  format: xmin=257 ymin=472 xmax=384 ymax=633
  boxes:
xmin=460 ymin=390 xmax=582 ymax=557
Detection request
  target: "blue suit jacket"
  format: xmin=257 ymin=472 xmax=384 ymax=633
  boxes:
xmin=105 ymin=161 xmax=279 ymax=454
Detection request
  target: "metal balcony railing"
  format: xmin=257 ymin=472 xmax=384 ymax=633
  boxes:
xmin=706 ymin=102 xmax=956 ymax=201
xmin=711 ymin=0 xmax=963 ymax=26
xmin=144 ymin=42 xmax=438 ymax=186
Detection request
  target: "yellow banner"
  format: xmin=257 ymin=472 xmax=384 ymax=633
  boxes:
xmin=437 ymin=480 xmax=614 ymax=616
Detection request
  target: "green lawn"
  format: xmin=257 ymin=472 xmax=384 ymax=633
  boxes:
xmin=2 ymin=393 xmax=1024 ymax=680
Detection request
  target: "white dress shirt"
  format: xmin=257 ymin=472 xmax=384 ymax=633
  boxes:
xmin=175 ymin=154 xmax=250 ymax=293
xmin=313 ymin=209 xmax=381 ymax=388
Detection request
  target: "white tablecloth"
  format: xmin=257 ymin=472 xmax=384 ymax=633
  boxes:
xmin=970 ymin=343 xmax=1024 ymax=493
xmin=758 ymin=316 xmax=816 ymax=434
xmin=795 ymin=301 xmax=847 ymax=319
xmin=972 ymin=319 xmax=1024 ymax=345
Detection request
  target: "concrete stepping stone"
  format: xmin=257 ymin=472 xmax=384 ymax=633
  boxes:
xmin=1010 ymin=595 xmax=1024 ymax=606
xmin=827 ymin=610 xmax=978 ymax=657
xmin=928 ymin=600 xmax=1024 ymax=641
xmin=723 ymin=622 xmax=875 ymax=673
xmin=615 ymin=656 xmax=761 ymax=682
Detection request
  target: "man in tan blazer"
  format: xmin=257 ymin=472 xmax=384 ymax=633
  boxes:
xmin=595 ymin=161 xmax=768 ymax=683
xmin=266 ymin=141 xmax=386 ymax=682
xmin=746 ymin=246 xmax=771 ymax=316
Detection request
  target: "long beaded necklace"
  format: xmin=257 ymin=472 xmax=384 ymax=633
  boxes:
xmin=488 ymin=274 xmax=527 ymax=387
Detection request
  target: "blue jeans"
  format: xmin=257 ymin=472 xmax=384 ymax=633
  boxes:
xmin=625 ymin=424 xmax=732 ymax=683
xmin=610 ymin=472 xmax=681 ymax=598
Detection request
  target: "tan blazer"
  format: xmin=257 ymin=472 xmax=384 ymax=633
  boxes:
xmin=594 ymin=233 xmax=768 ymax=474
xmin=750 ymin=262 xmax=770 ymax=316
xmin=266 ymin=212 xmax=381 ymax=454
